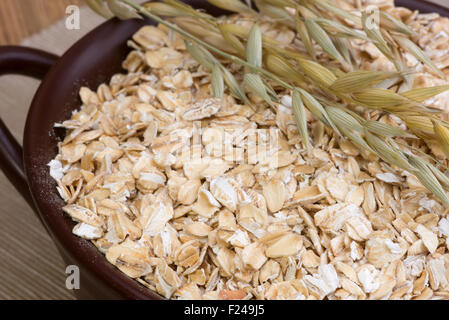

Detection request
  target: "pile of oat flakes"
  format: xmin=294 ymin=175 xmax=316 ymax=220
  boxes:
xmin=48 ymin=0 xmax=449 ymax=299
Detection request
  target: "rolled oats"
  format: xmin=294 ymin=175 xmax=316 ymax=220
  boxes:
xmin=49 ymin=1 xmax=449 ymax=300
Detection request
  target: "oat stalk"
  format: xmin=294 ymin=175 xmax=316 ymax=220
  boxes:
xmin=85 ymin=0 xmax=449 ymax=205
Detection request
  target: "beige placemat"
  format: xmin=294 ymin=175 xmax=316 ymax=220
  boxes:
xmin=0 ymin=0 xmax=448 ymax=300
xmin=429 ymin=0 xmax=449 ymax=7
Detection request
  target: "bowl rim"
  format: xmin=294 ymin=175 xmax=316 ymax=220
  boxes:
xmin=21 ymin=0 xmax=449 ymax=300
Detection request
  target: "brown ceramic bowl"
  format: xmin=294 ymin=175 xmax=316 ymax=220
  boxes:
xmin=0 ymin=0 xmax=448 ymax=300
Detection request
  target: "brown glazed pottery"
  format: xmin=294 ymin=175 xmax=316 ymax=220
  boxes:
xmin=0 ymin=0 xmax=447 ymax=299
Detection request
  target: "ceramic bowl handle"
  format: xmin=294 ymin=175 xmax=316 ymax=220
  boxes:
xmin=0 ymin=46 xmax=59 ymax=208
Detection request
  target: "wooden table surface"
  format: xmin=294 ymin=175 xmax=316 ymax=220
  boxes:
xmin=0 ymin=0 xmax=83 ymax=45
